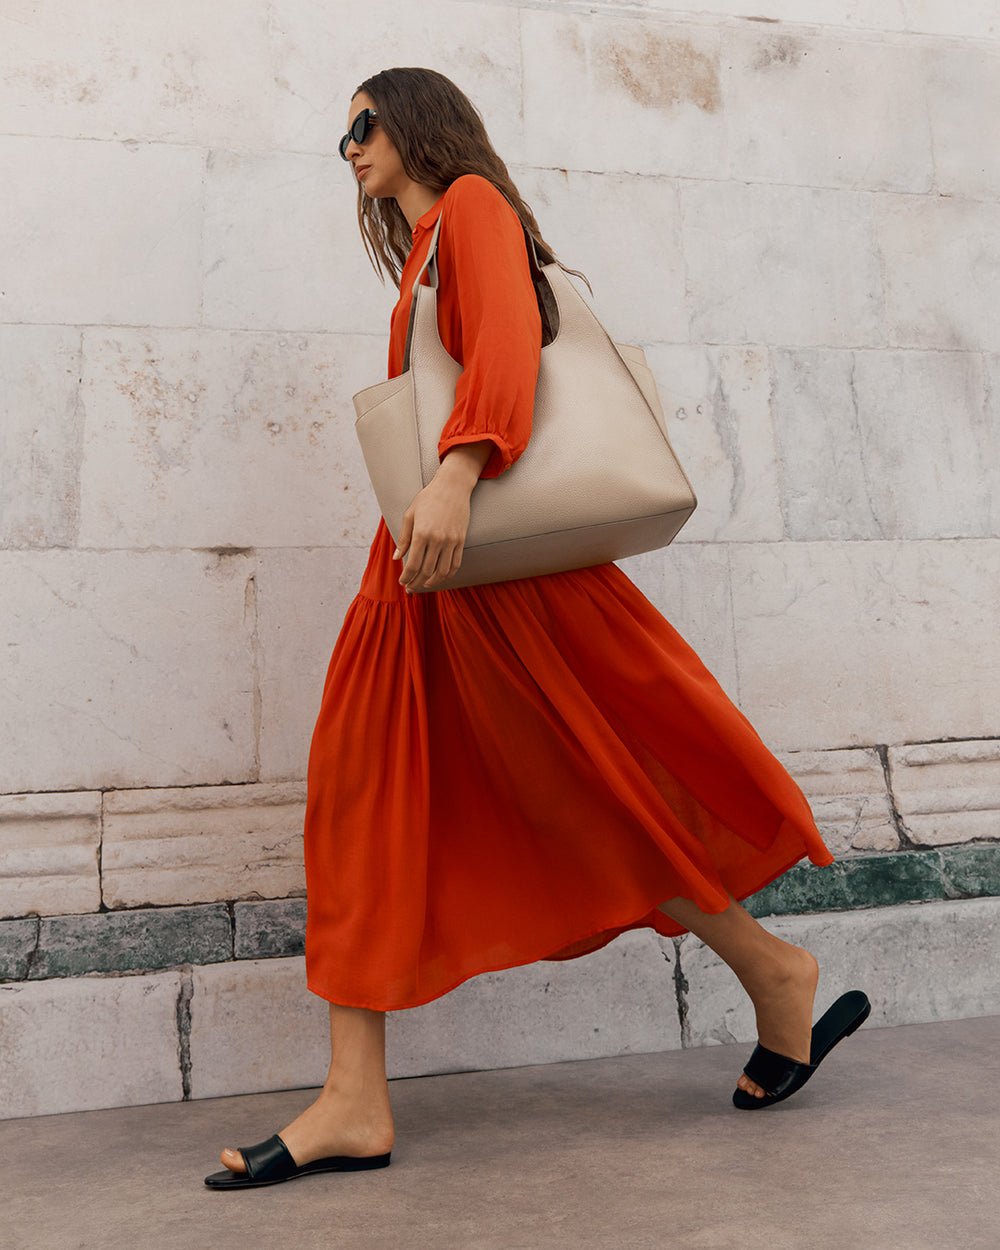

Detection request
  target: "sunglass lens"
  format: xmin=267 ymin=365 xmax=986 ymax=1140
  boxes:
xmin=339 ymin=109 xmax=375 ymax=161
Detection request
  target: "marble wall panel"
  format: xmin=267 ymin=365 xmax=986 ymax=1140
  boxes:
xmin=926 ymin=44 xmax=1000 ymax=201
xmin=520 ymin=9 xmax=726 ymax=179
xmin=0 ymin=793 xmax=102 ymax=919
xmin=771 ymin=349 xmax=992 ymax=541
xmin=615 ymin=544 xmax=740 ymax=704
xmin=511 ymin=167 xmax=688 ymax=348
xmin=729 ymin=540 xmax=1000 ymax=751
xmin=77 ymin=330 xmax=384 ymax=550
xmin=680 ymin=181 xmax=884 ymax=348
xmin=386 ymin=930 xmax=680 ymax=1078
xmin=724 ymin=24 xmax=932 ymax=192
xmin=0 ymin=972 xmax=183 ymax=1118
xmin=0 ymin=0 xmax=274 ymax=148
xmin=878 ymin=194 xmax=1000 ymax=352
xmin=0 ymin=327 xmax=83 ymax=550
xmin=612 ymin=1 xmax=1000 ymax=39
xmin=983 ymin=354 xmax=1000 ymax=536
xmin=0 ymin=550 xmax=256 ymax=793
xmin=202 ymin=149 xmax=397 ymax=337
xmin=187 ymin=958 xmax=327 ymax=1099
xmin=0 ymin=136 xmax=202 ymax=327
xmin=640 ymin=344 xmax=783 ymax=543
xmin=681 ymin=897 xmax=1000 ymax=1049
xmin=188 ymin=935 xmax=680 ymax=1100
xmin=889 ymin=741 xmax=1000 ymax=846
xmin=268 ymin=0 xmax=525 ymax=160
xmin=778 ymin=748 xmax=899 ymax=854
xmin=102 ymin=782 xmax=307 ymax=909
xmin=255 ymin=547 xmax=372 ymax=782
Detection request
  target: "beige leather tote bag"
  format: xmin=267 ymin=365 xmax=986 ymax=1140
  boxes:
xmin=352 ymin=212 xmax=697 ymax=591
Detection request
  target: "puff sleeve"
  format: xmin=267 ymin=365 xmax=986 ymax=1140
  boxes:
xmin=433 ymin=176 xmax=542 ymax=480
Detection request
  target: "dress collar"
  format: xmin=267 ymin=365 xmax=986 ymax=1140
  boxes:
xmin=410 ymin=192 xmax=446 ymax=239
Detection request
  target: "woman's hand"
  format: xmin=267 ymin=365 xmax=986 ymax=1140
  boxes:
xmin=394 ymin=441 xmax=493 ymax=592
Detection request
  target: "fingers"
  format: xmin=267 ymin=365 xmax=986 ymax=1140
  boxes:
xmin=398 ymin=538 xmax=464 ymax=593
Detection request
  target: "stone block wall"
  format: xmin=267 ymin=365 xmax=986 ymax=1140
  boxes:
xmin=2 ymin=0 xmax=999 ymax=1118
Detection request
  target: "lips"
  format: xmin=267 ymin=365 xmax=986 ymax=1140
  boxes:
xmin=355 ymin=165 xmax=371 ymax=181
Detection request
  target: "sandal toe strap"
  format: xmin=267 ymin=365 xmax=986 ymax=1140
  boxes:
xmin=743 ymin=1043 xmax=815 ymax=1099
xmin=240 ymin=1134 xmax=296 ymax=1181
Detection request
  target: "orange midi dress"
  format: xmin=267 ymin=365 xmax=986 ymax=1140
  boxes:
xmin=304 ymin=175 xmax=833 ymax=1011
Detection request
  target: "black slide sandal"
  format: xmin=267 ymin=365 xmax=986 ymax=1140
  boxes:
xmin=204 ymin=1133 xmax=391 ymax=1189
xmin=732 ymin=989 xmax=872 ymax=1110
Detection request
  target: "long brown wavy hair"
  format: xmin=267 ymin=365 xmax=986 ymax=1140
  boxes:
xmin=350 ymin=67 xmax=563 ymax=288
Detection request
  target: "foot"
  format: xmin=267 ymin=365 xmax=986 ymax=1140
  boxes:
xmin=220 ymin=1086 xmax=395 ymax=1174
xmin=735 ymin=942 xmax=819 ymax=1101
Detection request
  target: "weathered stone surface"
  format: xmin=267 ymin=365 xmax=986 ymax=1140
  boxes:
xmin=619 ymin=1 xmax=1000 ymax=40
xmin=777 ymin=748 xmax=898 ymax=854
xmin=680 ymin=181 xmax=883 ymax=348
xmin=878 ymin=194 xmax=1000 ymax=351
xmin=202 ymin=149 xmax=396 ymax=337
xmin=255 ymin=546 xmax=372 ymax=782
xmin=0 ymin=792 xmax=101 ymax=919
xmin=0 ymin=326 xmax=83 ymax=549
xmin=188 ymin=958 xmax=328 ymax=1099
xmin=889 ymin=740 xmax=1000 ymax=846
xmin=234 ymin=899 xmax=306 ymax=960
xmin=638 ymin=344 xmax=783 ymax=544
xmin=0 ymin=550 xmax=256 ymax=793
xmin=926 ymin=44 xmax=1000 ymax=200
xmin=0 ymin=0 xmax=274 ymax=148
xmin=681 ymin=897 xmax=1000 ymax=1049
xmin=77 ymin=329 xmax=383 ymax=549
xmin=521 ymin=10 xmax=725 ymax=178
xmin=725 ymin=25 xmax=931 ymax=192
xmin=189 ymin=934 xmax=681 ymax=1099
xmin=511 ymin=167 xmax=688 ymax=347
xmin=985 ymin=354 xmax=1000 ymax=536
xmin=729 ymin=540 xmax=1000 ymax=751
xmin=30 ymin=906 xmax=232 ymax=979
xmin=0 ymin=135 xmax=201 ymax=326
xmin=269 ymin=0 xmax=525 ymax=159
xmin=388 ymin=931 xmax=681 ymax=1079
xmin=745 ymin=852 xmax=945 ymax=919
xmin=0 ymin=919 xmax=38 ymax=981
xmin=615 ymin=545 xmax=740 ymax=704
xmin=939 ymin=843 xmax=1000 ymax=899
xmin=0 ymin=972 xmax=183 ymax=1118
xmin=102 ymin=782 xmax=306 ymax=908
xmin=771 ymin=349 xmax=992 ymax=542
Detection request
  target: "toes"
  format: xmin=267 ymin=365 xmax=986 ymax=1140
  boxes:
xmin=220 ymin=1147 xmax=246 ymax=1174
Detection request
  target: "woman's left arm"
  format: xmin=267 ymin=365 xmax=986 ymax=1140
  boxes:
xmin=395 ymin=177 xmax=542 ymax=593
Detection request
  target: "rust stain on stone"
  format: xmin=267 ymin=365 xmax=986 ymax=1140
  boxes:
xmin=594 ymin=30 xmax=721 ymax=114
xmin=751 ymin=35 xmax=807 ymax=72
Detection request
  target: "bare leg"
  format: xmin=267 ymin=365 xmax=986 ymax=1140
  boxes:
xmin=221 ymin=1003 xmax=394 ymax=1172
xmin=658 ymin=894 xmax=819 ymax=1100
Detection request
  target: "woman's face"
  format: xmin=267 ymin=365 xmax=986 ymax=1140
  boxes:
xmin=343 ymin=91 xmax=410 ymax=201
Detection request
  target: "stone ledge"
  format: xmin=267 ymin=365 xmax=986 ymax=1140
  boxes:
xmin=746 ymin=845 xmax=1000 ymax=918
xmin=0 ymin=792 xmax=101 ymax=919
xmin=889 ymin=740 xmax=1000 ymax=845
xmin=29 ymin=905 xmax=232 ymax=979
xmin=3 ymin=848 xmax=1000 ymax=982
xmin=234 ymin=898 xmax=306 ymax=959
xmin=0 ymin=918 xmax=38 ymax=980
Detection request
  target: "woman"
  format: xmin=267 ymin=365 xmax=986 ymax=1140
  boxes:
xmin=205 ymin=67 xmax=868 ymax=1190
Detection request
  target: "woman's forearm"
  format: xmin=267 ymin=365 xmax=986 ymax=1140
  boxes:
xmin=435 ymin=440 xmax=494 ymax=490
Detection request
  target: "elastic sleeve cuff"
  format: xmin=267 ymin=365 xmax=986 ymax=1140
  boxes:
xmin=438 ymin=433 xmax=516 ymax=480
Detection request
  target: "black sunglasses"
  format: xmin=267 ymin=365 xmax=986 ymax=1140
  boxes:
xmin=339 ymin=109 xmax=378 ymax=161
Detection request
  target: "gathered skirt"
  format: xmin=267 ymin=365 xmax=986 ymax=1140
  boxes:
xmin=303 ymin=519 xmax=833 ymax=1010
